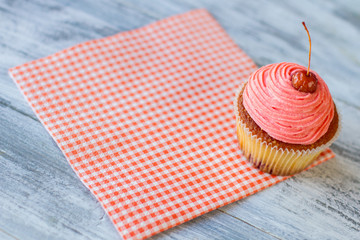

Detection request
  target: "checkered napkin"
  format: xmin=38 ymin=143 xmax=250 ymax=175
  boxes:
xmin=9 ymin=9 xmax=335 ymax=240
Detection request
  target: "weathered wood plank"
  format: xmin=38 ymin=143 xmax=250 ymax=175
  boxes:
xmin=1 ymin=0 xmax=359 ymax=239
xmin=0 ymin=2 xmax=282 ymax=239
xmin=152 ymin=98 xmax=360 ymax=239
xmin=0 ymin=2 xmax=151 ymax=239
xmin=0 ymin=107 xmax=121 ymax=239
xmin=0 ymin=228 xmax=17 ymax=240
xmin=0 ymin=106 xmax=281 ymax=239
xmin=123 ymin=0 xmax=360 ymax=108
xmin=219 ymin=99 xmax=360 ymax=239
xmin=149 ymin=209 xmax=279 ymax=240
xmin=221 ymin=155 xmax=360 ymax=239
xmin=0 ymin=0 xmax=156 ymax=118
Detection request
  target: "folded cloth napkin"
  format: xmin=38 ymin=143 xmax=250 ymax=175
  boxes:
xmin=9 ymin=9 xmax=334 ymax=240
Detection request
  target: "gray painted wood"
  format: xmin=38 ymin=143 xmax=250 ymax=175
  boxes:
xmin=220 ymin=100 xmax=360 ymax=240
xmin=125 ymin=0 xmax=360 ymax=108
xmin=0 ymin=0 xmax=359 ymax=239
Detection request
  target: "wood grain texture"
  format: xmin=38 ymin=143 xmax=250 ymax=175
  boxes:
xmin=0 ymin=0 xmax=359 ymax=239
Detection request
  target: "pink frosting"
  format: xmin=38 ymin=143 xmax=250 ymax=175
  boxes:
xmin=243 ymin=62 xmax=334 ymax=145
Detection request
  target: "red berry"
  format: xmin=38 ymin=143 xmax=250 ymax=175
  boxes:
xmin=291 ymin=70 xmax=318 ymax=93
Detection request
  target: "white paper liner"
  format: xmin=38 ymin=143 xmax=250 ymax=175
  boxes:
xmin=233 ymin=81 xmax=342 ymax=176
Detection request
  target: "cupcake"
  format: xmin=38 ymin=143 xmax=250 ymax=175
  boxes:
xmin=233 ymin=62 xmax=340 ymax=176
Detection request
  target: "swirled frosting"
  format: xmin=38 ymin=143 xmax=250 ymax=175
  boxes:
xmin=243 ymin=62 xmax=334 ymax=145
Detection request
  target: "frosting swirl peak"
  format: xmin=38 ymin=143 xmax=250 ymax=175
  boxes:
xmin=243 ymin=62 xmax=334 ymax=145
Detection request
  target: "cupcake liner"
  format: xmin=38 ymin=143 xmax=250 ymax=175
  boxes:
xmin=233 ymin=81 xmax=341 ymax=176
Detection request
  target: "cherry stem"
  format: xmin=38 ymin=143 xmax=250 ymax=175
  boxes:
xmin=302 ymin=22 xmax=311 ymax=76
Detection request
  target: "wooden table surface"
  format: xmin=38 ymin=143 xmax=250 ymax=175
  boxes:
xmin=1 ymin=1 xmax=359 ymax=239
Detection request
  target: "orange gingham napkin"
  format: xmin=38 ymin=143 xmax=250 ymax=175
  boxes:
xmin=9 ymin=9 xmax=335 ymax=240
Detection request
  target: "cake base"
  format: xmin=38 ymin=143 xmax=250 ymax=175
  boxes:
xmin=236 ymin=118 xmax=323 ymax=175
